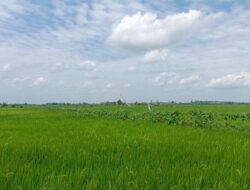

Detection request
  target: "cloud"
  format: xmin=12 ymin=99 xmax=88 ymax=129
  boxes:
xmin=124 ymin=83 xmax=131 ymax=88
xmin=154 ymin=72 xmax=179 ymax=86
xmin=106 ymin=83 xmax=113 ymax=88
xmin=13 ymin=76 xmax=29 ymax=83
xmin=154 ymin=73 xmax=202 ymax=86
xmin=180 ymin=75 xmax=201 ymax=85
xmin=82 ymin=80 xmax=94 ymax=88
xmin=78 ymin=60 xmax=97 ymax=71
xmin=108 ymin=10 xmax=202 ymax=50
xmin=128 ymin=66 xmax=136 ymax=71
xmin=208 ymin=72 xmax=250 ymax=88
xmin=0 ymin=0 xmax=250 ymax=103
xmin=2 ymin=64 xmax=11 ymax=71
xmin=142 ymin=49 xmax=169 ymax=64
xmin=32 ymin=77 xmax=47 ymax=86
xmin=0 ymin=0 xmax=26 ymax=19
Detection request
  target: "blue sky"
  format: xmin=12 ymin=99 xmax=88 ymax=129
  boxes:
xmin=1 ymin=0 xmax=250 ymax=103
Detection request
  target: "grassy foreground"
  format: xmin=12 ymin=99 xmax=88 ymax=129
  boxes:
xmin=0 ymin=105 xmax=249 ymax=190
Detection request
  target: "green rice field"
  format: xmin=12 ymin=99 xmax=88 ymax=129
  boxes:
xmin=0 ymin=104 xmax=249 ymax=189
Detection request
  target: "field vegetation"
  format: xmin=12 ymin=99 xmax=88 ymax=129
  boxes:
xmin=0 ymin=104 xmax=249 ymax=189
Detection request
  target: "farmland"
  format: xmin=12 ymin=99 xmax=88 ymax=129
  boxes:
xmin=0 ymin=104 xmax=249 ymax=190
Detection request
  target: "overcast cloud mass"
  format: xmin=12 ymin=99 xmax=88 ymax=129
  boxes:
xmin=1 ymin=0 xmax=250 ymax=103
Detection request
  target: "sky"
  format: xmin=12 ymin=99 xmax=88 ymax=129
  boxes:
xmin=1 ymin=0 xmax=250 ymax=103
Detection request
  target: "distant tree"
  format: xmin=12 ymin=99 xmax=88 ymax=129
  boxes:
xmin=117 ymin=99 xmax=123 ymax=105
xmin=2 ymin=102 xmax=7 ymax=107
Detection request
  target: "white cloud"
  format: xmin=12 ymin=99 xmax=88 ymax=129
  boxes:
xmin=82 ymin=80 xmax=94 ymax=88
xmin=154 ymin=72 xmax=179 ymax=86
xmin=2 ymin=64 xmax=11 ymax=71
xmin=180 ymin=75 xmax=201 ymax=85
xmin=106 ymin=83 xmax=113 ymax=88
xmin=13 ymin=76 xmax=29 ymax=83
xmin=124 ymin=83 xmax=131 ymax=88
xmin=1 ymin=0 xmax=250 ymax=103
xmin=0 ymin=0 xmax=26 ymax=19
xmin=108 ymin=10 xmax=202 ymax=50
xmin=78 ymin=60 xmax=97 ymax=71
xmin=128 ymin=66 xmax=136 ymax=71
xmin=142 ymin=49 xmax=169 ymax=63
xmin=154 ymin=73 xmax=202 ymax=86
xmin=32 ymin=77 xmax=47 ymax=86
xmin=74 ymin=3 xmax=89 ymax=25
xmin=208 ymin=72 xmax=250 ymax=88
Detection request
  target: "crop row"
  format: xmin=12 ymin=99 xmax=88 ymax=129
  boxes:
xmin=46 ymin=107 xmax=250 ymax=131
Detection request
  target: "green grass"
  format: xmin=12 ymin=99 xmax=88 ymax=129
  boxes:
xmin=0 ymin=106 xmax=249 ymax=190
